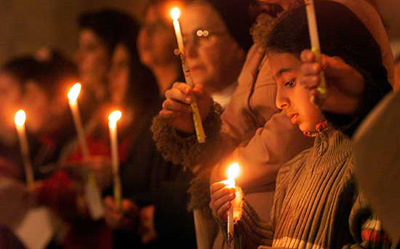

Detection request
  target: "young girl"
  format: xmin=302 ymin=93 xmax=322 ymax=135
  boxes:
xmin=210 ymin=1 xmax=394 ymax=248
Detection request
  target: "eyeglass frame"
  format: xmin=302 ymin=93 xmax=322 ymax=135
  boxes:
xmin=182 ymin=29 xmax=227 ymax=48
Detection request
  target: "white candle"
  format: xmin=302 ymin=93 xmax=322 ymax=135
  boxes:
xmin=67 ymin=83 xmax=89 ymax=158
xmin=225 ymin=162 xmax=240 ymax=249
xmin=14 ymin=110 xmax=34 ymax=188
xmin=108 ymin=110 xmax=122 ymax=210
xmin=170 ymin=7 xmax=206 ymax=143
xmin=305 ymin=0 xmax=327 ymax=98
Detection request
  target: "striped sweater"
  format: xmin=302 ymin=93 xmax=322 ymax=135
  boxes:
xmin=238 ymin=130 xmax=396 ymax=248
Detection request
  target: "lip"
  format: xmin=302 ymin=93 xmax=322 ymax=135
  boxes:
xmin=189 ymin=65 xmax=204 ymax=72
xmin=287 ymin=113 xmax=299 ymax=124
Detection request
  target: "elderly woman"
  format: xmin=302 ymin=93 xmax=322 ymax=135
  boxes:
xmin=154 ymin=0 xmax=393 ymax=248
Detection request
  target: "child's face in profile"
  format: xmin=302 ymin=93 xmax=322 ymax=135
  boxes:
xmin=268 ymin=51 xmax=324 ymax=133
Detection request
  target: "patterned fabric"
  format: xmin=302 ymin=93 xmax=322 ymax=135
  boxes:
xmin=238 ymin=130 xmax=396 ymax=249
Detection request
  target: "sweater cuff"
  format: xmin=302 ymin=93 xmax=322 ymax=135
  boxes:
xmin=237 ymin=200 xmax=274 ymax=247
xmin=151 ymin=101 xmax=223 ymax=170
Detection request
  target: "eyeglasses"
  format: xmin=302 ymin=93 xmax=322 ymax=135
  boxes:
xmin=182 ymin=29 xmax=226 ymax=48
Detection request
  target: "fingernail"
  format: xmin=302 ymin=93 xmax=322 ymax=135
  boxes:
xmin=185 ymin=96 xmax=191 ymax=103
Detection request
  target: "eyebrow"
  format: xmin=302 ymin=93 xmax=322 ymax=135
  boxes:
xmin=275 ymin=68 xmax=293 ymax=78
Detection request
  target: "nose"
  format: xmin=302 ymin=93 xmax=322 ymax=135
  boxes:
xmin=185 ymin=37 xmax=198 ymax=59
xmin=275 ymin=86 xmax=289 ymax=110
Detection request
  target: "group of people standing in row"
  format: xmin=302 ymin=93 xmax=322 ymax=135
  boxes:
xmin=0 ymin=0 xmax=399 ymax=248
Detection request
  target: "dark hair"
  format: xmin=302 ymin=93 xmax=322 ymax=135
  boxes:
xmin=184 ymin=0 xmax=253 ymax=51
xmin=110 ymin=21 xmax=160 ymax=117
xmin=1 ymin=56 xmax=46 ymax=87
xmin=1 ymin=51 xmax=78 ymax=98
xmin=265 ymin=1 xmax=392 ymax=135
xmin=119 ymin=44 xmax=160 ymax=117
xmin=78 ymin=8 xmax=139 ymax=55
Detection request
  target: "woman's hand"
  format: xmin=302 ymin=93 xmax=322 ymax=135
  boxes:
xmin=104 ymin=197 xmax=139 ymax=230
xmin=159 ymin=83 xmax=212 ymax=133
xmin=209 ymin=181 xmax=236 ymax=223
xmin=299 ymin=49 xmax=365 ymax=114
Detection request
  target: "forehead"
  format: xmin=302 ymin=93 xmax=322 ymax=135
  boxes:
xmin=267 ymin=52 xmax=301 ymax=77
xmin=180 ymin=2 xmax=226 ymax=32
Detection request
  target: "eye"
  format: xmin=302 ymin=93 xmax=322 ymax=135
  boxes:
xmin=284 ymin=80 xmax=295 ymax=87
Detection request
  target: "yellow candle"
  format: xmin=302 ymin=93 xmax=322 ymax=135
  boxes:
xmin=14 ymin=110 xmax=34 ymax=188
xmin=170 ymin=7 xmax=206 ymax=143
xmin=225 ymin=162 xmax=241 ymax=249
xmin=305 ymin=0 xmax=327 ymax=99
xmin=108 ymin=110 xmax=122 ymax=210
xmin=68 ymin=83 xmax=89 ymax=158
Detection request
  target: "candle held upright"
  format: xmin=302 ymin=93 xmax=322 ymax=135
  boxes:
xmin=67 ymin=83 xmax=89 ymax=158
xmin=170 ymin=7 xmax=206 ymax=143
xmin=305 ymin=0 xmax=327 ymax=100
xmin=108 ymin=110 xmax=122 ymax=210
xmin=225 ymin=162 xmax=242 ymax=249
xmin=14 ymin=110 xmax=34 ymax=188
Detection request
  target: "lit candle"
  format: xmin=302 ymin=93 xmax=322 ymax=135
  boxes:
xmin=108 ymin=110 xmax=122 ymax=210
xmin=14 ymin=110 xmax=34 ymax=188
xmin=305 ymin=0 xmax=327 ymax=99
xmin=170 ymin=7 xmax=206 ymax=143
xmin=67 ymin=83 xmax=89 ymax=158
xmin=224 ymin=162 xmax=242 ymax=249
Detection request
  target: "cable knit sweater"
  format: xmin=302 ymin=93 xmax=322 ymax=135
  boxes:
xmin=238 ymin=130 xmax=395 ymax=249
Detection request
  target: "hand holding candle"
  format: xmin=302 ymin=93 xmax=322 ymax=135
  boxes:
xmin=68 ymin=83 xmax=89 ymax=158
xmin=108 ymin=110 xmax=122 ymax=211
xmin=170 ymin=7 xmax=206 ymax=143
xmin=14 ymin=110 xmax=34 ymax=188
xmin=305 ymin=0 xmax=327 ymax=101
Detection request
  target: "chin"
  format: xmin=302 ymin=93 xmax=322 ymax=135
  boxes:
xmin=299 ymin=123 xmax=315 ymax=133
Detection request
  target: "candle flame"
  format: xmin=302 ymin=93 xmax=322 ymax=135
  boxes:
xmin=108 ymin=110 xmax=122 ymax=128
xmin=227 ymin=162 xmax=240 ymax=180
xmin=14 ymin=110 xmax=26 ymax=127
xmin=68 ymin=83 xmax=82 ymax=104
xmin=170 ymin=7 xmax=181 ymax=21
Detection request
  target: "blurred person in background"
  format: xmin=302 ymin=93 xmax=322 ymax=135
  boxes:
xmin=137 ymin=0 xmax=182 ymax=96
xmin=395 ymin=54 xmax=400 ymax=89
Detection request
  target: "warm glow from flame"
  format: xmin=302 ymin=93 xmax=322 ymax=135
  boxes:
xmin=170 ymin=7 xmax=181 ymax=20
xmin=227 ymin=163 xmax=240 ymax=180
xmin=14 ymin=110 xmax=26 ymax=127
xmin=108 ymin=110 xmax=122 ymax=128
xmin=68 ymin=83 xmax=82 ymax=104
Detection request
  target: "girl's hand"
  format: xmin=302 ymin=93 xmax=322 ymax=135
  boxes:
xmin=209 ymin=181 xmax=236 ymax=222
xmin=299 ymin=49 xmax=365 ymax=114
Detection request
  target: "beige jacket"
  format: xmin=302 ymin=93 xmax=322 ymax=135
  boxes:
xmin=201 ymin=1 xmax=394 ymax=248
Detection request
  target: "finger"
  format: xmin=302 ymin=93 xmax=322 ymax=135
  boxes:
xmin=300 ymin=49 xmax=316 ymax=63
xmin=210 ymin=182 xmax=227 ymax=195
xmin=172 ymin=82 xmax=192 ymax=95
xmin=158 ymin=110 xmax=175 ymax=119
xmin=216 ymin=202 xmax=231 ymax=221
xmin=165 ymin=87 xmax=192 ymax=104
xmin=300 ymin=63 xmax=322 ymax=76
xmin=300 ymin=75 xmax=321 ymax=89
xmin=213 ymin=190 xmax=235 ymax=209
xmin=162 ymin=99 xmax=192 ymax=114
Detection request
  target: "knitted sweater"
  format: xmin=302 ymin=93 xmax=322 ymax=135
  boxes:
xmin=238 ymin=130 xmax=395 ymax=249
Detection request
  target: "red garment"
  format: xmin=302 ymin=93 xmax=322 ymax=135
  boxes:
xmin=65 ymin=134 xmax=132 ymax=164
